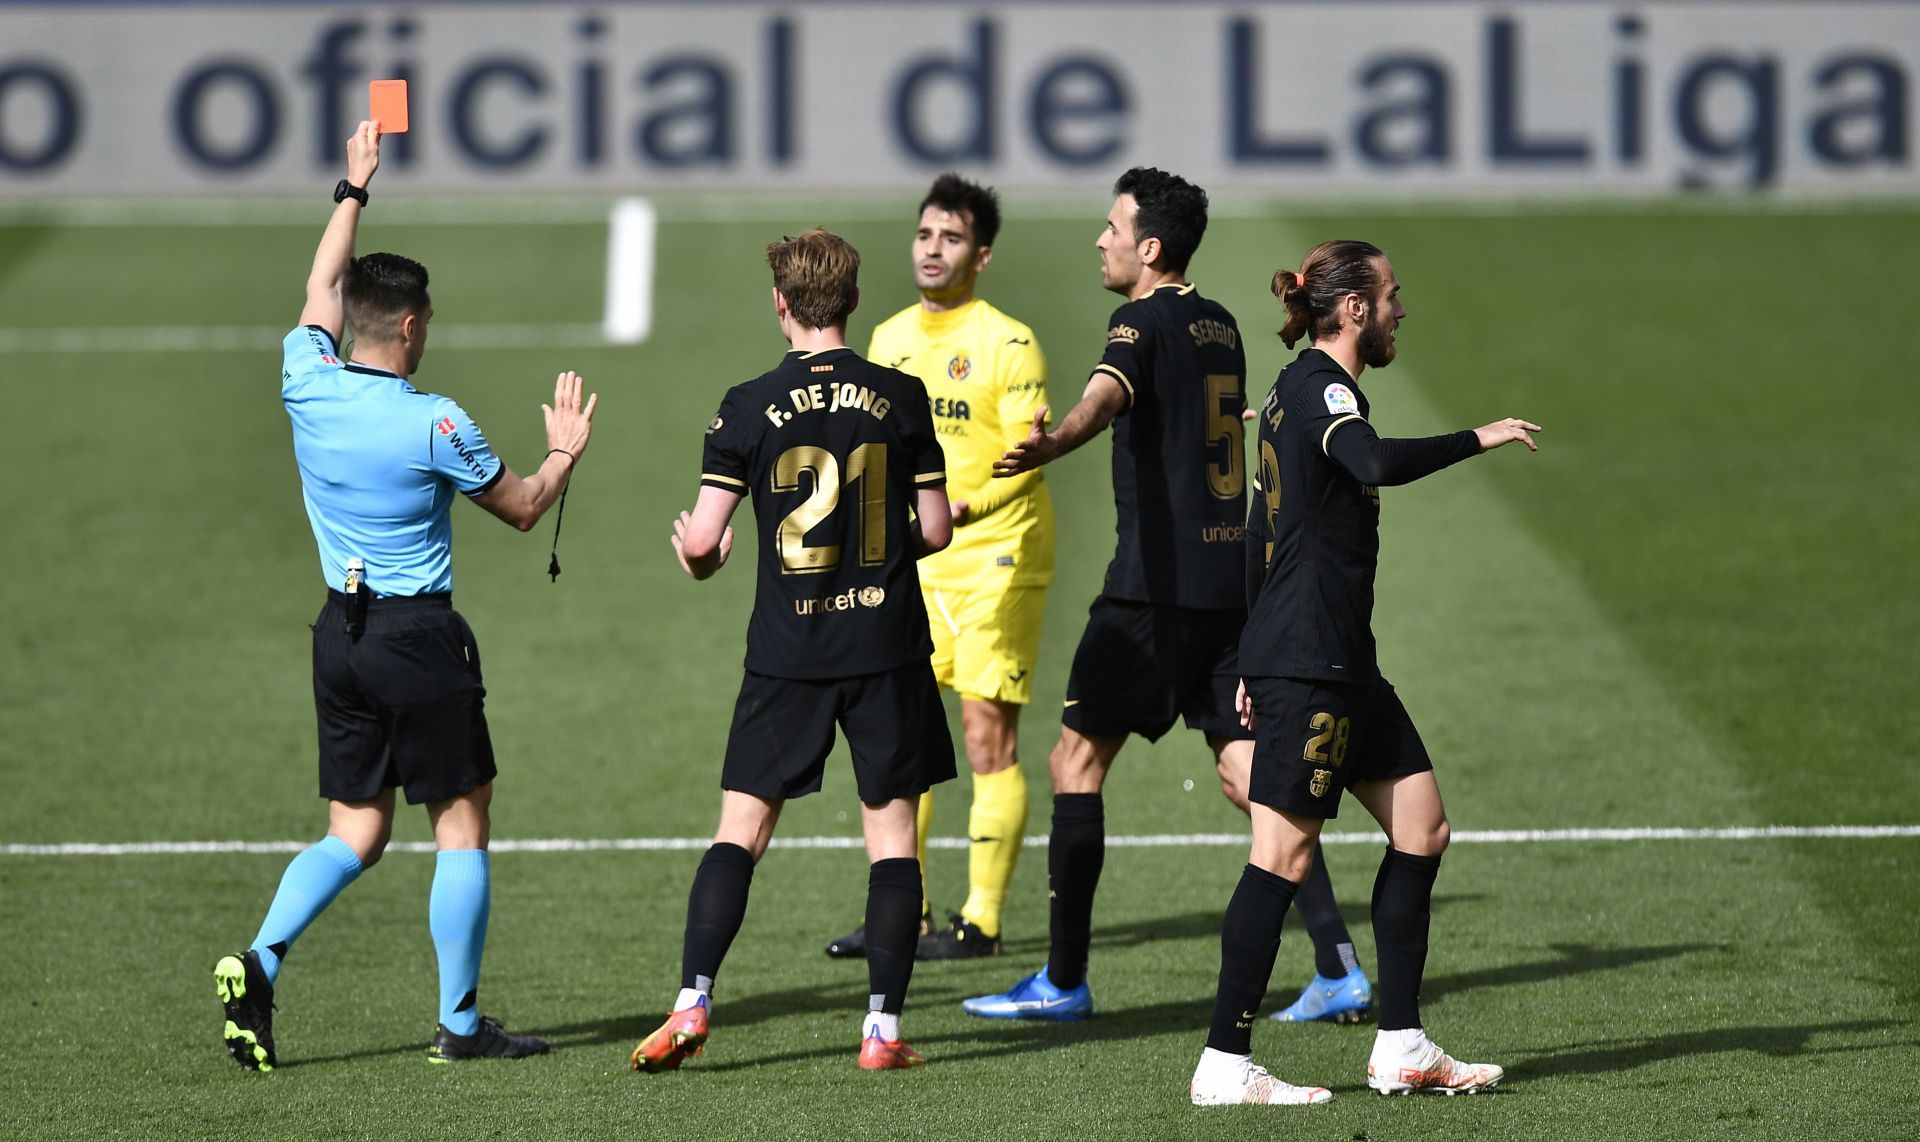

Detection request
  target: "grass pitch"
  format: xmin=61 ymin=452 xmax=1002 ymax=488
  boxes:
xmin=0 ymin=197 xmax=1915 ymax=1140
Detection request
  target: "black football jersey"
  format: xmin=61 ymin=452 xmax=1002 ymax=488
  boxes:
xmin=701 ymin=348 xmax=947 ymax=680
xmin=1241 ymin=348 xmax=1383 ymax=682
xmin=1090 ymin=283 xmax=1248 ymax=609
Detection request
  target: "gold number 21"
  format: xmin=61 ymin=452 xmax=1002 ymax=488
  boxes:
xmin=772 ymin=443 xmax=888 ymax=574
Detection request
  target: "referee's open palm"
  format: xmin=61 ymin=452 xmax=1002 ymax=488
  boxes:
xmin=544 ymin=371 xmax=598 ymax=459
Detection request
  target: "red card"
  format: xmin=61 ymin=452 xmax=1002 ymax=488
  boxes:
xmin=370 ymin=80 xmax=409 ymax=134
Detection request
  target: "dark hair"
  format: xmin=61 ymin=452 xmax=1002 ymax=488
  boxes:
xmin=920 ymin=172 xmax=1000 ymax=249
xmin=766 ymin=229 xmax=861 ymax=330
xmin=343 ymin=252 xmax=430 ymax=344
xmin=1272 ymin=239 xmax=1387 ymax=348
xmin=1112 ymin=167 xmax=1209 ymax=273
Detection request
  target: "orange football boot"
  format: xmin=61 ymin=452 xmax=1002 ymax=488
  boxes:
xmin=857 ymin=1035 xmax=927 ymax=1070
xmin=632 ymin=1003 xmax=709 ymax=1073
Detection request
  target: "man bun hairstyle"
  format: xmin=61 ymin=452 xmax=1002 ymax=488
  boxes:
xmin=767 ymin=228 xmax=861 ymax=331
xmin=1113 ymin=167 xmax=1209 ymax=274
xmin=920 ymin=172 xmax=1001 ymax=250
xmin=343 ymin=252 xmax=430 ymax=345
xmin=1273 ymin=238 xmax=1386 ymax=348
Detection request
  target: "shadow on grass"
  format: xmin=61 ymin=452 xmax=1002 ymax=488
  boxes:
xmin=684 ymin=997 xmax=1215 ymax=1074
xmin=1519 ymin=1019 xmax=1905 ymax=1077
xmin=1425 ymin=941 xmax=1722 ymax=1005
xmin=280 ymin=1041 xmax=431 ymax=1068
xmin=1078 ymin=892 xmax=1492 ymax=955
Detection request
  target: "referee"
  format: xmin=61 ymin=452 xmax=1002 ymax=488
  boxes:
xmin=213 ymin=121 xmax=597 ymax=1071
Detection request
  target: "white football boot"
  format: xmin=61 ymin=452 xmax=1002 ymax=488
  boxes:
xmin=1366 ymin=1029 xmax=1504 ymax=1095
xmin=1190 ymin=1047 xmax=1333 ymax=1106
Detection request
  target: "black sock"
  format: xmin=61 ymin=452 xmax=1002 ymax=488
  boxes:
xmin=865 ymin=857 xmax=922 ymax=1016
xmin=680 ymin=843 xmax=755 ymax=990
xmin=1371 ymin=846 xmax=1442 ymax=1031
xmin=1295 ymin=840 xmax=1357 ymax=979
xmin=1046 ymin=793 xmax=1104 ymax=990
xmin=1206 ymin=864 xmax=1299 ymax=1055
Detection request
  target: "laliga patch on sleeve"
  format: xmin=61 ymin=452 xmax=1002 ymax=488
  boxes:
xmin=1323 ymin=383 xmax=1359 ymax=415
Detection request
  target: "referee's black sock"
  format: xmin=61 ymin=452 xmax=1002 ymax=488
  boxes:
xmin=1371 ymin=846 xmax=1443 ymax=1032
xmin=864 ymin=857 xmax=923 ymax=1017
xmin=1045 ymin=793 xmax=1104 ymax=991
xmin=1296 ymin=839 xmax=1360 ymax=979
xmin=680 ymin=843 xmax=755 ymax=990
xmin=1206 ymin=863 xmax=1298 ymax=1056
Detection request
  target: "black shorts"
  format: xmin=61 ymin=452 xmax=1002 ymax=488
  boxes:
xmin=1061 ymin=596 xmax=1252 ymax=743
xmin=1246 ymin=675 xmax=1433 ymax=819
xmin=311 ymin=592 xmax=496 ymax=806
xmin=721 ymin=661 xmax=957 ymax=804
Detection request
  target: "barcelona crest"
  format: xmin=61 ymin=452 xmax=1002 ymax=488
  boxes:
xmin=1309 ymin=769 xmax=1332 ymax=798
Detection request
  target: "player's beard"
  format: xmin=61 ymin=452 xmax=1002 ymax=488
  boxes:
xmin=1358 ymin=310 xmax=1397 ymax=369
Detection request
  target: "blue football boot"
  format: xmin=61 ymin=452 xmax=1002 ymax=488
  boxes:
xmin=960 ymin=965 xmax=1093 ymax=1021
xmin=1270 ymin=968 xmax=1373 ymax=1024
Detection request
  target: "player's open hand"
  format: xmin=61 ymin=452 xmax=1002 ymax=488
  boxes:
xmin=1474 ymin=417 xmax=1541 ymax=453
xmin=1235 ymin=678 xmax=1256 ymax=731
xmin=671 ymin=510 xmax=732 ymax=578
xmin=993 ymin=406 xmax=1057 ymax=478
xmin=543 ymin=371 xmax=599 ymax=460
xmin=346 ymin=120 xmax=380 ymax=188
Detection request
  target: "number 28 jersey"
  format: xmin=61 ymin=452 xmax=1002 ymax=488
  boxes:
xmin=702 ymin=348 xmax=949 ymax=680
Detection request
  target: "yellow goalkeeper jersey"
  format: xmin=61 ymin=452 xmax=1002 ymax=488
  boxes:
xmin=869 ymin=297 xmax=1054 ymax=589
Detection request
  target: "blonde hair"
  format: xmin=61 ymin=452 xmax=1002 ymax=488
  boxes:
xmin=766 ymin=229 xmax=861 ymax=330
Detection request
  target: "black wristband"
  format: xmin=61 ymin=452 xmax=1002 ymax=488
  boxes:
xmin=547 ymin=448 xmax=575 ymax=462
xmin=333 ymin=179 xmax=368 ymax=206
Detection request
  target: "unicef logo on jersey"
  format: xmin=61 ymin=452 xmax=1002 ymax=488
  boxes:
xmin=859 ymin=586 xmax=886 ymax=608
xmin=947 ymin=354 xmax=972 ymax=382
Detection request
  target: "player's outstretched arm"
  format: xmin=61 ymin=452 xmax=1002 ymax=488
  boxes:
xmin=1474 ymin=418 xmax=1541 ymax=453
xmin=1325 ymin=414 xmax=1540 ymax=489
xmin=672 ymin=487 xmax=741 ymax=580
xmin=991 ymin=373 xmax=1127 ymax=478
xmin=474 ymin=371 xmax=599 ymax=531
xmin=297 ymin=120 xmax=381 ymax=344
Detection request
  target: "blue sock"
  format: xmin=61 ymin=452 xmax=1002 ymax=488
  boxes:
xmin=430 ymin=849 xmax=491 ymax=1037
xmin=250 ymin=835 xmax=363 ymax=984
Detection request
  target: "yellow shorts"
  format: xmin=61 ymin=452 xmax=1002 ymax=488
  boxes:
xmin=923 ymin=585 xmax=1046 ymax=705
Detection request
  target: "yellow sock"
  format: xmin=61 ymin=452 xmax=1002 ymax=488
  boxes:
xmin=960 ymin=763 xmax=1028 ymax=939
xmin=916 ymin=790 xmax=934 ymax=917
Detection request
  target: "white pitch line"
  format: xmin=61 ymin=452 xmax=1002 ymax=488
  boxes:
xmin=4 ymin=825 xmax=1916 ymax=858
xmin=601 ymin=197 xmax=656 ymax=345
xmin=0 ymin=323 xmax=607 ymax=354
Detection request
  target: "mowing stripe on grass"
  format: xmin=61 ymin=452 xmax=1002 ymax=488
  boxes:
xmin=5 ymin=824 xmax=1915 ymax=857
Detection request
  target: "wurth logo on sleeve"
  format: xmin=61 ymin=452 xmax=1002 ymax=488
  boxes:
xmin=433 ymin=414 xmax=489 ymax=480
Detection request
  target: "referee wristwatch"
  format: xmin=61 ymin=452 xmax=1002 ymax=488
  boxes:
xmin=333 ymin=179 xmax=369 ymax=206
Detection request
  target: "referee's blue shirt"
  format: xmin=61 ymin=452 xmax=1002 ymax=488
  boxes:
xmin=282 ymin=325 xmax=504 ymax=596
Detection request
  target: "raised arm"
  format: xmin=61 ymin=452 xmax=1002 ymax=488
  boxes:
xmin=297 ymin=121 xmax=381 ymax=343
xmin=472 ymin=370 xmax=599 ymax=531
xmin=990 ymin=372 xmax=1128 ymax=478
